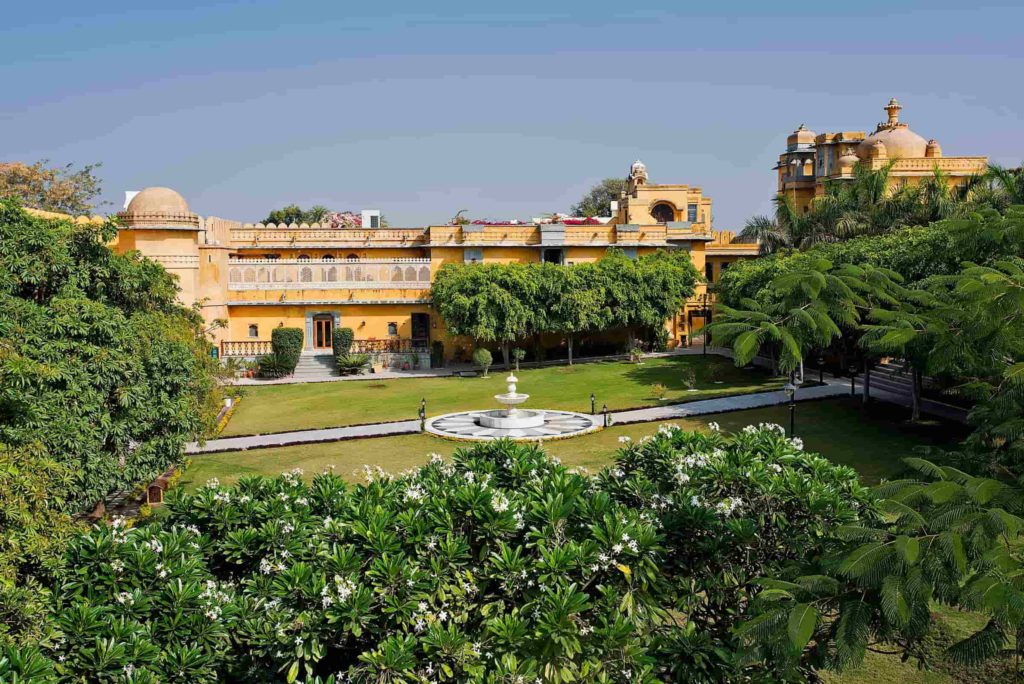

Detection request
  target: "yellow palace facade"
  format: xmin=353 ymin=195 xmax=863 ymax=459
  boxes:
xmin=112 ymin=161 xmax=757 ymax=366
xmin=776 ymin=99 xmax=988 ymax=212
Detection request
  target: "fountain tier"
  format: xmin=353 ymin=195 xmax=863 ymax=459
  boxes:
xmin=424 ymin=372 xmax=601 ymax=441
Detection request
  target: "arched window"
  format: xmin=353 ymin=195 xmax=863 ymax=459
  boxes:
xmin=229 ymin=268 xmax=241 ymax=283
xmin=404 ymin=266 xmax=417 ymax=281
xmin=322 ymin=254 xmax=335 ymax=262
xmin=258 ymin=268 xmax=270 ymax=283
xmin=248 ymin=324 xmax=259 ymax=338
xmin=326 ymin=266 xmax=337 ymax=282
xmin=418 ymin=266 xmax=430 ymax=282
xmin=300 ymin=267 xmax=313 ymax=283
xmin=243 ymin=268 xmax=256 ymax=283
xmin=387 ymin=322 xmax=398 ymax=336
xmin=346 ymin=253 xmax=359 ymax=260
xmin=297 ymin=254 xmax=311 ymax=262
xmin=392 ymin=266 xmax=404 ymax=282
xmin=651 ymin=203 xmax=675 ymax=224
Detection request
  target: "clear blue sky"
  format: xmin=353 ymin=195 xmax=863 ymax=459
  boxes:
xmin=3 ymin=1 xmax=1022 ymax=228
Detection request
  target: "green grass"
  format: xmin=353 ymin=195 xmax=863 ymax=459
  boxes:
xmin=221 ymin=356 xmax=784 ymax=437
xmin=185 ymin=398 xmax=967 ymax=490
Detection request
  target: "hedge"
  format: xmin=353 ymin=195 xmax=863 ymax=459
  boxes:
xmin=271 ymin=327 xmax=304 ymax=373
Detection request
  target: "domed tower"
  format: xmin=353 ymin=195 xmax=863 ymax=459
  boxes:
xmin=786 ymin=123 xmax=816 ymax=151
xmin=628 ymin=159 xmax=648 ymax=193
xmin=857 ymin=98 xmax=929 ymax=160
xmin=116 ymin=187 xmax=203 ymax=306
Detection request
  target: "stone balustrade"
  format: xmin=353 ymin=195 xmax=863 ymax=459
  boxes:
xmin=227 ymin=258 xmax=432 ymax=290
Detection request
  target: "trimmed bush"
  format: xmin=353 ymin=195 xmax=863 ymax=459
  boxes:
xmin=271 ymin=327 xmax=304 ymax=374
xmin=332 ymin=327 xmax=354 ymax=357
xmin=472 ymin=346 xmax=492 ymax=377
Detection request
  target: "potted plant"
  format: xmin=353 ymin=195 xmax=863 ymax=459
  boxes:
xmin=411 ymin=352 xmax=421 ymax=370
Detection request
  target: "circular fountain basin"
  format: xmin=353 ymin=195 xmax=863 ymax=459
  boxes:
xmin=476 ymin=409 xmax=546 ymax=429
xmin=425 ymin=409 xmax=601 ymax=442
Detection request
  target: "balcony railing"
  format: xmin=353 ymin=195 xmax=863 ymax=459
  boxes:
xmin=222 ymin=340 xmax=273 ymax=357
xmin=228 ymin=258 xmax=432 ymax=291
xmin=353 ymin=338 xmax=430 ymax=354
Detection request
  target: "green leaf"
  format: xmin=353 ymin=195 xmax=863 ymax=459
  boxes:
xmin=787 ymin=603 xmax=816 ymax=652
xmin=287 ymin=660 xmax=300 ymax=683
xmin=894 ymin=536 xmax=920 ymax=565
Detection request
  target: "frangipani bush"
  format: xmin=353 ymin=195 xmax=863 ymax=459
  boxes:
xmin=19 ymin=427 xmax=877 ymax=682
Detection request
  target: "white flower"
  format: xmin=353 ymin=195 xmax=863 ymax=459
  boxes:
xmin=769 ymin=463 xmax=783 ymax=474
xmin=707 ymin=422 xmax=720 ymax=432
xmin=203 ymin=478 xmax=220 ymax=489
xmin=618 ymin=436 xmax=631 ymax=444
xmin=404 ymin=484 xmax=426 ymax=502
xmin=491 ymin=492 xmax=510 ymax=513
xmin=790 ymin=437 xmax=804 ymax=451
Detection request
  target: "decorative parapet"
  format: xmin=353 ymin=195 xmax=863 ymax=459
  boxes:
xmin=230 ymin=225 xmax=429 ymax=247
xmin=706 ymin=230 xmax=759 ymax=255
xmin=117 ymin=211 xmax=201 ymax=230
xmin=883 ymin=157 xmax=988 ymax=173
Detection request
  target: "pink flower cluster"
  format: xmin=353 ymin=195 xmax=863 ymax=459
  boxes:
xmin=327 ymin=211 xmax=362 ymax=229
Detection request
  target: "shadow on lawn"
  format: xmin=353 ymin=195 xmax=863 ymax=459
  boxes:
xmin=623 ymin=356 xmax=775 ymax=392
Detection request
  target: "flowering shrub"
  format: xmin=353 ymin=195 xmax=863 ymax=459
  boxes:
xmin=14 ymin=426 xmax=873 ymax=682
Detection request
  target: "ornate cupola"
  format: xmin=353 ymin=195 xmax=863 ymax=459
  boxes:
xmin=629 ymin=159 xmax=648 ymax=185
xmin=857 ymin=98 xmax=928 ymax=160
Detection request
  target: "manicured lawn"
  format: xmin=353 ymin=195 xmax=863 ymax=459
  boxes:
xmin=185 ymin=398 xmax=967 ymax=490
xmin=221 ymin=356 xmax=784 ymax=437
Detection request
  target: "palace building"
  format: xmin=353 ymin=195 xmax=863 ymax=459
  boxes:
xmin=110 ymin=161 xmax=757 ymax=367
xmin=776 ymin=98 xmax=988 ymax=212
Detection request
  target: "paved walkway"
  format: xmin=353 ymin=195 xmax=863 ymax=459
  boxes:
xmin=228 ymin=349 xmax=707 ymax=385
xmin=187 ymin=379 xmax=850 ymax=454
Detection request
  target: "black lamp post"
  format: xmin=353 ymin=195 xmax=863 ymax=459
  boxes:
xmin=847 ymin=363 xmax=858 ymax=397
xmin=602 ymin=403 xmax=609 ymax=428
xmin=784 ymin=381 xmax=796 ymax=437
xmin=590 ymin=393 xmax=596 ymax=415
xmin=818 ymin=355 xmax=825 ymax=384
xmin=419 ymin=398 xmax=427 ymax=432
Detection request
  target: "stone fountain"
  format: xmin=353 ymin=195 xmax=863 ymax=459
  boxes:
xmin=475 ymin=373 xmax=546 ymax=429
xmin=424 ymin=371 xmax=601 ymax=441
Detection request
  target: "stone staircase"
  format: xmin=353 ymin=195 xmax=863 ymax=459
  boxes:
xmin=867 ymin=361 xmax=914 ymax=399
xmin=292 ymin=353 xmax=338 ymax=380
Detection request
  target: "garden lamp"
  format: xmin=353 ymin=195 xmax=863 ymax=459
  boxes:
xmin=590 ymin=393 xmax=596 ymax=415
xmin=783 ymin=381 xmax=797 ymax=437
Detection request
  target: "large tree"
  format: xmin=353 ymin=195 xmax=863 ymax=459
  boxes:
xmin=570 ymin=178 xmax=627 ymax=217
xmin=0 ymin=160 xmax=104 ymax=216
xmin=541 ymin=263 xmax=605 ymax=365
xmin=0 ymin=199 xmax=220 ymax=511
xmin=430 ymin=262 xmax=536 ymax=368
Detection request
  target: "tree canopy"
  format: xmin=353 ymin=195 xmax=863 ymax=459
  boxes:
xmin=0 ymin=199 xmax=220 ymax=509
xmin=430 ymin=249 xmax=699 ymax=364
xmin=262 ymin=204 xmax=332 ymax=226
xmin=0 ymin=160 xmax=104 ymax=216
xmin=570 ymin=178 xmax=627 ymax=217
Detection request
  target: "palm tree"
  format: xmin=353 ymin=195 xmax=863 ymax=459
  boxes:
xmin=740 ymin=194 xmax=808 ymax=255
xmin=984 ymin=163 xmax=1024 ymax=205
